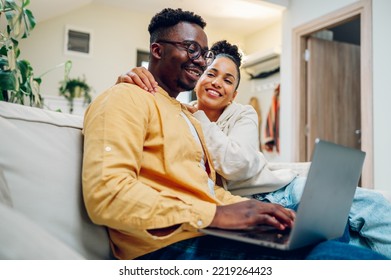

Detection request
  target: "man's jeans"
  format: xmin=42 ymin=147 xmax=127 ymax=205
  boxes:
xmin=255 ymin=176 xmax=391 ymax=259
xmin=136 ymin=234 xmax=387 ymax=260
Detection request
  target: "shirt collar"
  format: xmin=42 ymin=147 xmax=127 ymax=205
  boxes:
xmin=156 ymin=87 xmax=183 ymax=106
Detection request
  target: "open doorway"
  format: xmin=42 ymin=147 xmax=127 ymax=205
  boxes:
xmin=292 ymin=0 xmax=373 ymax=187
xmin=305 ymin=17 xmax=361 ymax=160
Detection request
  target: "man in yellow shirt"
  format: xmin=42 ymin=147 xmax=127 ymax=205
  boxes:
xmin=82 ymin=8 xmax=386 ymax=260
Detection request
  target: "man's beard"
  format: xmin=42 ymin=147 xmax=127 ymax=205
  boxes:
xmin=177 ymin=79 xmax=197 ymax=92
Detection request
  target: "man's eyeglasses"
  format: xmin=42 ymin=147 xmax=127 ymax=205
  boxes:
xmin=156 ymin=39 xmax=214 ymax=65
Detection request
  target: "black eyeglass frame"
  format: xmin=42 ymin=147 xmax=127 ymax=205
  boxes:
xmin=156 ymin=39 xmax=214 ymax=65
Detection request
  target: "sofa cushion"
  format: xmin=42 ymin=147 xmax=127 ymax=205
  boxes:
xmin=0 ymin=203 xmax=85 ymax=260
xmin=0 ymin=101 xmax=111 ymax=259
xmin=0 ymin=168 xmax=12 ymax=207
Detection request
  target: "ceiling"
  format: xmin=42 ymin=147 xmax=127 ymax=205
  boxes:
xmin=28 ymin=0 xmax=286 ymax=36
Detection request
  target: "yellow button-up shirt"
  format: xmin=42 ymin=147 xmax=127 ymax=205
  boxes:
xmin=82 ymin=84 xmax=246 ymax=259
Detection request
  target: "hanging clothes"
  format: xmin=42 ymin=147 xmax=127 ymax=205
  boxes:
xmin=248 ymin=96 xmax=262 ymax=152
xmin=263 ymin=84 xmax=280 ymax=153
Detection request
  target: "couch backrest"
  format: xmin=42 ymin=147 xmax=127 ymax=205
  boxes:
xmin=0 ymin=101 xmax=111 ymax=259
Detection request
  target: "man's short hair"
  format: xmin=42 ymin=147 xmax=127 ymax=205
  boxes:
xmin=148 ymin=8 xmax=206 ymax=44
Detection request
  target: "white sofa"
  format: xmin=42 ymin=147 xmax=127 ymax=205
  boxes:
xmin=1 ymin=101 xmax=389 ymax=259
xmin=0 ymin=101 xmax=111 ymax=259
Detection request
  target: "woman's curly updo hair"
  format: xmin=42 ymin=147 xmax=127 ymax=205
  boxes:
xmin=211 ymin=40 xmax=242 ymax=89
xmin=211 ymin=40 xmax=242 ymax=68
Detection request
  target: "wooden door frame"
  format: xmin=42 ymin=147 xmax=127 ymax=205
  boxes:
xmin=292 ymin=0 xmax=373 ymax=187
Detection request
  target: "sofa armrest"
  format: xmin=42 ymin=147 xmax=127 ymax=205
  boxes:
xmin=267 ymin=162 xmax=311 ymax=177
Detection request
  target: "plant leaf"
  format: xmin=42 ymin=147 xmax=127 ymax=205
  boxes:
xmin=21 ymin=8 xmax=36 ymax=38
xmin=22 ymin=0 xmax=31 ymax=9
xmin=6 ymin=46 xmax=16 ymax=70
xmin=0 ymin=70 xmax=17 ymax=90
xmin=4 ymin=0 xmax=35 ymax=39
xmin=31 ymin=77 xmax=41 ymax=105
xmin=17 ymin=59 xmax=32 ymax=83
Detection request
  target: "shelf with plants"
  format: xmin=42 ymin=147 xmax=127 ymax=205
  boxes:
xmin=1 ymin=0 xmax=92 ymax=114
xmin=58 ymin=62 xmax=92 ymax=114
xmin=0 ymin=0 xmax=40 ymax=106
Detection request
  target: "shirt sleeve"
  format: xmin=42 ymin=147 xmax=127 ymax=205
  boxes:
xmin=193 ymin=107 xmax=266 ymax=181
xmin=214 ymin=185 xmax=249 ymax=204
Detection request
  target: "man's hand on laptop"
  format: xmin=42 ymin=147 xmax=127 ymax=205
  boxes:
xmin=210 ymin=200 xmax=295 ymax=231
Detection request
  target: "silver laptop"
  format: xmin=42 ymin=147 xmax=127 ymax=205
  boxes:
xmin=200 ymin=139 xmax=366 ymax=250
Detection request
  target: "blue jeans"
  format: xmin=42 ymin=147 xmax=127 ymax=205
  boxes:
xmin=254 ymin=176 xmax=391 ymax=259
xmin=136 ymin=235 xmax=387 ymax=260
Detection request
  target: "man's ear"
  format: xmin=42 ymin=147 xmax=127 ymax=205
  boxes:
xmin=150 ymin=43 xmax=162 ymax=59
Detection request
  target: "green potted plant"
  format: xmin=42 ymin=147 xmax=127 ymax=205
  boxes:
xmin=59 ymin=60 xmax=92 ymax=114
xmin=0 ymin=0 xmax=41 ymax=106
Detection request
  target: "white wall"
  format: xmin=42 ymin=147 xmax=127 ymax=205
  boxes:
xmin=372 ymin=0 xmax=391 ymax=190
xmin=281 ymin=0 xmax=391 ymax=191
xmin=244 ymin=21 xmax=282 ymax=54
xmin=204 ymin=28 xmax=246 ymax=51
xmin=19 ymin=3 xmax=246 ymax=99
xmin=20 ymin=3 xmax=150 ymax=98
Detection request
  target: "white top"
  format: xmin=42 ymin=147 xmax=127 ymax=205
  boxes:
xmin=192 ymin=101 xmax=298 ymax=196
xmin=180 ymin=112 xmax=215 ymax=196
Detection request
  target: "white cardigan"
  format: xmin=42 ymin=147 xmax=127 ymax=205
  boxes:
xmin=192 ymin=101 xmax=298 ymax=197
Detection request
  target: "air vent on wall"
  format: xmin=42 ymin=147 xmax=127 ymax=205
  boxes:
xmin=64 ymin=25 xmax=93 ymax=57
xmin=242 ymin=46 xmax=281 ymax=78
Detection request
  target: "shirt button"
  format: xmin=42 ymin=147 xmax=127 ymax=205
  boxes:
xmin=197 ymin=220 xmax=203 ymax=227
xmin=105 ymin=146 xmax=112 ymax=152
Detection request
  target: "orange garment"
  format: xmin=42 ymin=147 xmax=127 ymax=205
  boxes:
xmin=263 ymin=84 xmax=280 ymax=153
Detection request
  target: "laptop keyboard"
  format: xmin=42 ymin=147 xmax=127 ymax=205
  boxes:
xmin=238 ymin=225 xmax=291 ymax=244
